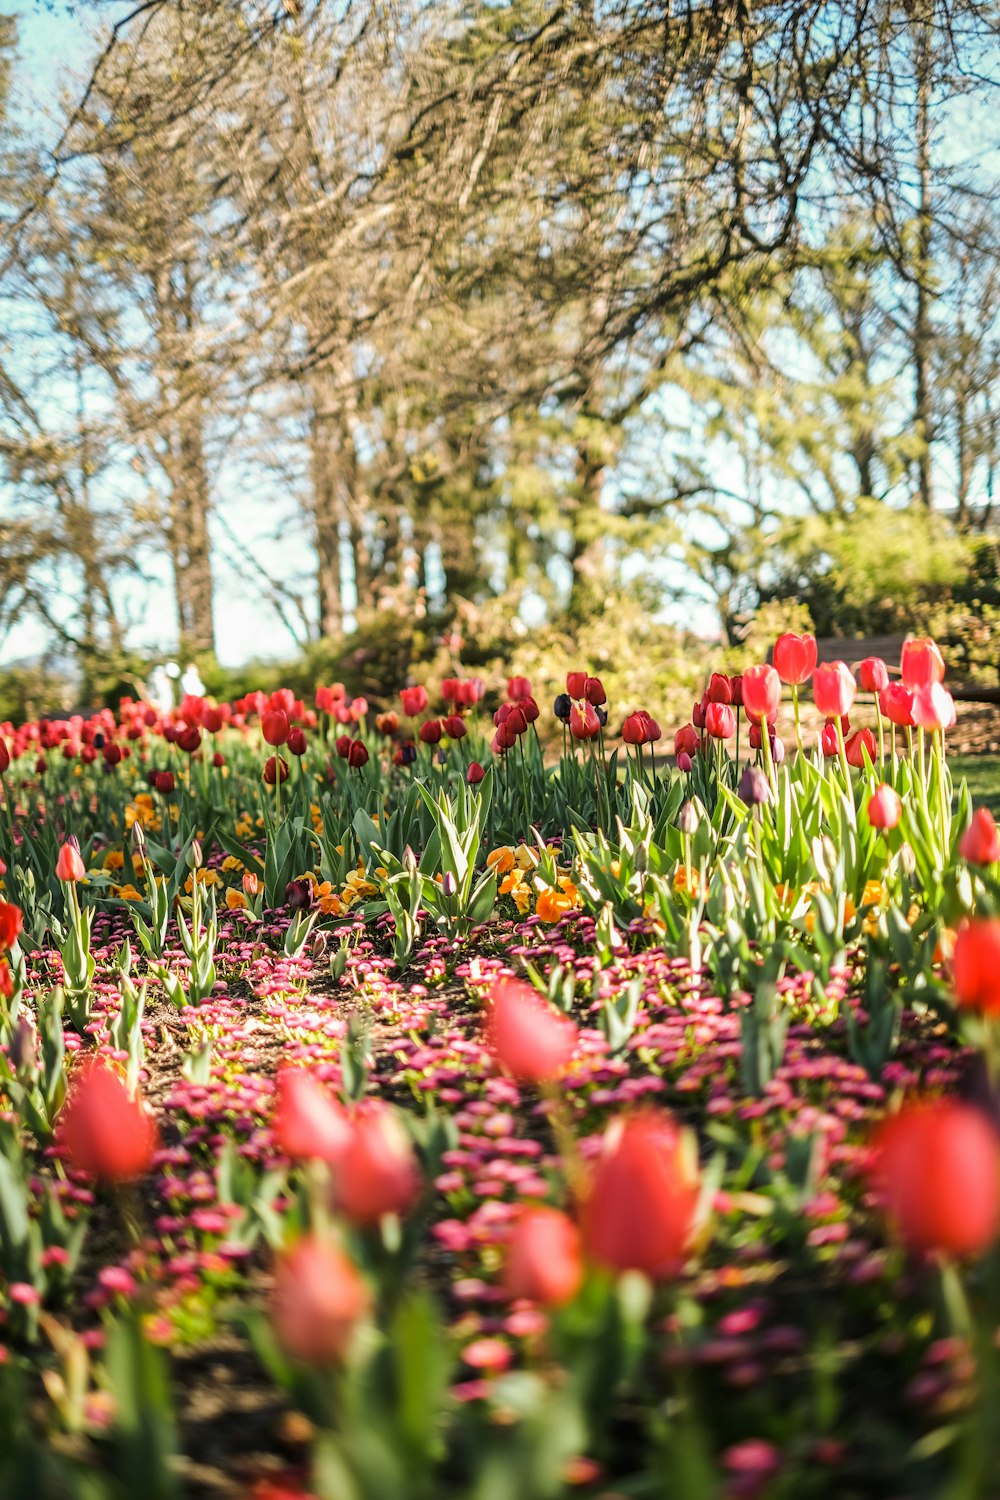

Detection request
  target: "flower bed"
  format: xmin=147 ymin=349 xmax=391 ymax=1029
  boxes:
xmin=0 ymin=636 xmax=998 ymax=1498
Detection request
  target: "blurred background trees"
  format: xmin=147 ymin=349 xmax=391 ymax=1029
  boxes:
xmin=1 ymin=0 xmax=1000 ymax=707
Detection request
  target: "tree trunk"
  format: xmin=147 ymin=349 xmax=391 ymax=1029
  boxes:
xmin=913 ymin=0 xmax=935 ymax=510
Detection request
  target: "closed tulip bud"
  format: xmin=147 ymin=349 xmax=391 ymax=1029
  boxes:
xmin=9 ymin=1016 xmax=36 ymax=1075
xmin=486 ymin=977 xmax=577 ymax=1083
xmin=881 ymin=684 xmax=917 ymax=729
xmin=55 ymin=840 xmax=86 ymax=883
xmin=504 ymin=1207 xmax=583 ymax=1307
xmin=349 ymin=697 xmax=368 ymax=722
xmin=581 ymin=1110 xmax=699 ymax=1277
xmin=642 ymin=712 xmax=662 ymax=742
xmin=272 ymin=1236 xmax=369 ymax=1365
xmin=771 ymin=733 xmax=786 ymax=765
xmin=131 ymin=819 xmax=146 ymax=852
xmin=622 ymin=711 xmax=647 ymax=745
xmin=900 ymin=638 xmax=945 ymax=691
xmin=0 ymin=739 xmax=9 ymax=773
xmin=737 ymin=765 xmax=771 ymax=806
xmin=678 ymin=800 xmax=699 ymax=834
xmin=59 ymin=1064 xmax=157 ymax=1182
xmin=287 ymin=726 xmax=307 ymax=756
xmin=262 ymin=709 xmax=290 ymax=747
xmin=552 ymin=693 xmax=572 ymax=722
xmin=376 ymin=711 xmax=399 ymax=735
xmin=704 ymin=702 xmax=736 ymax=740
xmin=156 ymin=770 xmax=175 ymax=794
xmin=859 ymin=656 xmax=890 ymax=694
xmin=569 ymin=701 xmax=600 ymax=740
xmin=177 ymin=726 xmax=201 ymax=755
xmin=677 ymin=751 xmax=692 ymax=771
xmin=335 ymin=1103 xmax=420 ymax=1224
xmin=508 ymin=676 xmax=532 ymax=701
xmin=505 ymin=707 xmax=528 ymax=736
xmin=419 ymin=719 xmax=443 ymax=745
xmin=845 ymin=728 xmax=877 ymax=768
xmin=820 ymin=722 xmax=839 ymax=758
xmin=741 ymin=664 xmax=782 ymax=725
xmin=186 ymin=838 xmax=203 ymax=870
xmin=263 ymin=755 xmax=289 ymax=785
xmin=867 ymin=783 xmax=902 ymax=830
xmin=270 ymin=688 xmax=296 ymax=715
xmin=910 ymin=682 xmax=956 ymax=733
xmin=584 ymin=676 xmax=606 ymax=706
xmin=674 ymin=723 xmax=699 ymax=758
xmin=772 ymin=632 xmax=817 ymax=686
xmin=335 ymin=734 xmax=352 ymax=758
xmin=347 ymin=740 xmax=369 ymax=769
xmin=102 ymin=743 xmax=122 ymax=766
xmin=285 ymin=879 xmax=312 ymax=911
xmin=952 ymin=919 xmax=1000 ymax=1015
xmin=202 ymin=706 xmax=224 ymax=734
xmin=692 ymin=697 xmax=705 ymax=729
xmin=706 ymin=672 xmax=733 ymax=704
xmin=35 ymin=755 xmax=47 ymax=774
xmin=960 ymin=808 xmax=1000 ymax=865
xmin=243 ymin=871 xmax=259 ymax=897
xmin=400 ymin=685 xmax=429 ymax=716
xmin=870 ymin=1099 xmax=1000 ymax=1257
xmin=813 ymin=661 xmax=857 ymax=720
xmin=400 ymin=742 xmax=417 ymax=766
xmin=729 ymin=674 xmax=743 ymax=707
xmin=467 ymin=761 xmax=485 ymax=784
xmin=517 ymin=695 xmax=540 ymax=724
xmin=444 ymin=714 xmax=467 ymax=739
xmin=273 ymin=1067 xmax=352 ymax=1165
xmin=566 ymin=671 xmax=587 ymax=698
xmin=212 ymin=751 xmax=224 ymax=768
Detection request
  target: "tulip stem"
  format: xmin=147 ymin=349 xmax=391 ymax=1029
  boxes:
xmin=761 ymin=719 xmax=776 ymax=796
xmin=834 ymin=717 xmax=855 ymax=824
xmin=874 ymin=694 xmax=885 ymax=770
xmin=791 ymin=685 xmax=803 ymax=757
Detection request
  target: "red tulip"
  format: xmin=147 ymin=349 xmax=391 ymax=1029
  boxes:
xmin=271 ymin=1237 xmax=369 ymax=1365
xmin=444 ymin=714 xmax=467 ymax=739
xmin=335 ymin=735 xmax=352 ymax=758
xmin=859 ymin=657 xmax=889 ymax=694
xmin=812 ymin=661 xmax=856 ymax=720
xmin=569 ymin=702 xmax=600 ymax=741
xmin=504 ymin=1207 xmax=583 ymax=1307
xmin=959 ymin=808 xmax=1000 ymax=865
xmin=505 ymin=707 xmax=528 ymax=736
xmin=202 ymin=706 xmax=224 ymax=734
xmin=881 ymin=683 xmax=914 ymax=728
xmin=622 ymin=711 xmax=648 ymax=746
xmin=910 ymin=682 xmax=956 ymax=733
xmin=952 ymin=919 xmax=1000 ymax=1016
xmin=262 ymin=709 xmax=290 ymax=747
xmin=55 ymin=841 xmax=86 ymax=883
xmin=867 ymin=784 xmax=902 ymax=830
xmin=508 ymin=676 xmax=532 ymax=701
xmin=584 ymin=676 xmax=606 ymax=707
xmin=59 ymin=1064 xmax=157 ymax=1182
xmin=773 ymin=632 xmax=817 ymax=686
xmin=376 ymin=711 xmax=399 ymax=735
xmin=400 ymin=685 xmax=429 ymax=717
xmin=900 ymin=638 xmax=945 ymax=692
xmin=346 ymin=740 xmax=369 ymax=769
xmin=845 ymin=728 xmax=877 ymax=768
xmin=419 ymin=719 xmax=443 ymax=745
xmin=467 ymin=761 xmax=485 ymax=784
xmin=674 ymin=723 xmax=699 ymax=758
xmin=0 ymin=739 xmax=9 ymax=774
xmin=287 ymin=727 xmax=307 ymax=756
xmin=741 ymin=665 xmax=782 ymax=726
xmin=516 ymin=695 xmax=540 ymax=725
xmin=335 ymin=1104 xmax=420 ymax=1224
xmin=270 ymin=688 xmax=296 ymax=715
xmin=581 ymin=1111 xmax=698 ymax=1277
xmin=705 ymin=672 xmax=733 ymax=704
xmin=263 ymin=755 xmax=289 ymax=786
xmin=870 ymin=1099 xmax=1000 ymax=1257
xmin=155 ymin=770 xmax=175 ymax=794
xmin=177 ymin=726 xmax=201 ymax=755
xmin=486 ymin=977 xmax=577 ymax=1083
xmin=566 ymin=671 xmax=587 ymax=698
xmin=273 ymin=1068 xmax=352 ymax=1166
xmin=704 ymin=702 xmax=736 ymax=740
xmin=0 ymin=900 xmax=22 ymax=951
